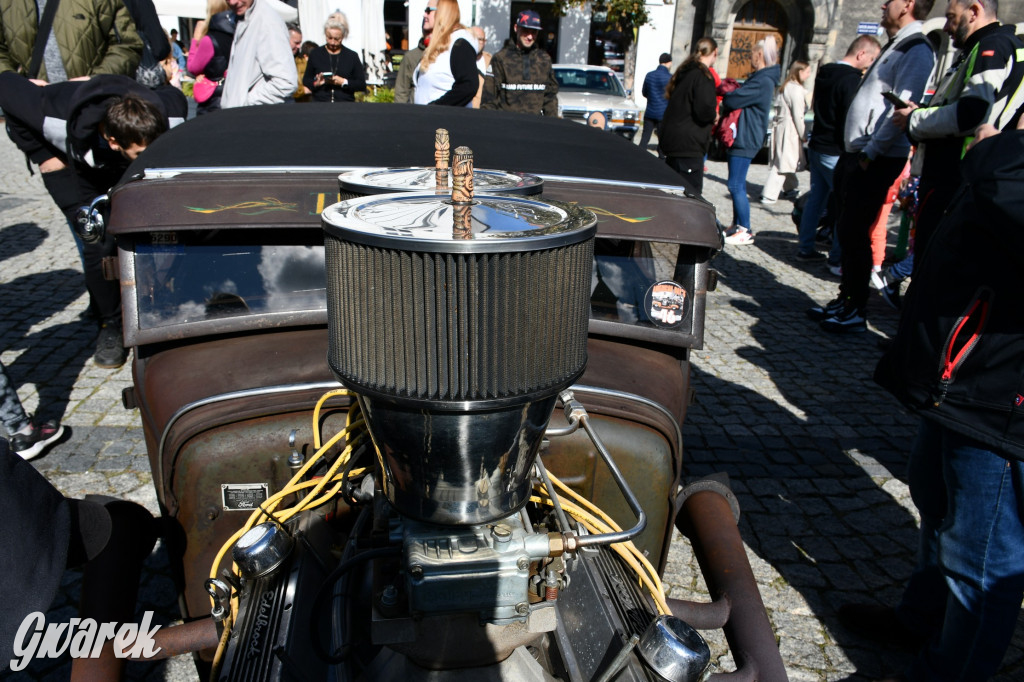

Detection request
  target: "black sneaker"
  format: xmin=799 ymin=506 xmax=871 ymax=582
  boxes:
xmin=94 ymin=323 xmax=127 ymax=368
xmin=781 ymin=189 xmax=800 ymax=201
xmin=821 ymin=305 xmax=867 ymax=333
xmin=815 ymin=225 xmax=833 ymax=244
xmin=10 ymin=419 xmax=65 ymax=461
xmin=806 ymin=297 xmax=845 ymax=322
xmin=879 ymin=271 xmax=904 ymax=311
xmin=795 ymin=249 xmax=827 ymax=262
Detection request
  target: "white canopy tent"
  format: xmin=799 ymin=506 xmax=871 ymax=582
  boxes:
xmin=298 ymin=0 xmax=389 ymax=84
xmin=155 ymin=0 xmax=298 ymax=22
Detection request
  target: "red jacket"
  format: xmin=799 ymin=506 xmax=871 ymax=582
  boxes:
xmin=712 ymin=78 xmax=740 ymax=147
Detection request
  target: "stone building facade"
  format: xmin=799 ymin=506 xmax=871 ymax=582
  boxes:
xmin=670 ymin=0 xmax=1024 ymax=86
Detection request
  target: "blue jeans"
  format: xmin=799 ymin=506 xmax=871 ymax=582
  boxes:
xmin=726 ymin=153 xmax=753 ymax=232
xmin=797 ymin=149 xmax=838 ymax=253
xmin=898 ymin=418 xmax=1024 ymax=681
xmin=890 ymin=251 xmax=914 ymax=280
xmin=0 ymin=360 xmax=29 ymax=435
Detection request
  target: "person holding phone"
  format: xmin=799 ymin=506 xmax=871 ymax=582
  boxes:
xmin=807 ymin=0 xmax=936 ymax=333
xmin=302 ymin=12 xmax=366 ymax=103
xmin=890 ymin=0 xmax=1024 ymax=267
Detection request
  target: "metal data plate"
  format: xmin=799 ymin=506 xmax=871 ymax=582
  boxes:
xmin=222 ymin=483 xmax=269 ymax=510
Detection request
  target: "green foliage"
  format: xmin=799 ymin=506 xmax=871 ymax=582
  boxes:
xmin=357 ymin=86 xmax=395 ymax=103
xmin=551 ymin=0 xmax=649 ymax=32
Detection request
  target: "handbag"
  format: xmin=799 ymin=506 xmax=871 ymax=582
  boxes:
xmin=193 ymin=74 xmax=222 ymax=103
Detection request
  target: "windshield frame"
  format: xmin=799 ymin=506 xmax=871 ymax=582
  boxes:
xmin=554 ymin=67 xmax=626 ymax=97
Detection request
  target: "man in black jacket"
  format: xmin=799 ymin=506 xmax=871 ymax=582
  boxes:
xmin=842 ymin=129 xmax=1024 ymax=681
xmin=483 ymin=10 xmax=558 ymax=116
xmin=639 ymin=52 xmax=672 ymax=155
xmin=0 ymin=73 xmax=187 ymax=367
xmin=795 ymin=35 xmax=880 ymax=261
xmin=892 ymin=0 xmax=1024 ymax=271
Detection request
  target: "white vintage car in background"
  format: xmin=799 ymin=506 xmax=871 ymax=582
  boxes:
xmin=554 ymin=64 xmax=641 ymax=140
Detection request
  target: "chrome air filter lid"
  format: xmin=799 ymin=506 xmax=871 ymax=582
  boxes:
xmin=338 ymin=167 xmax=543 ymax=197
xmin=322 ymin=192 xmax=592 ymax=253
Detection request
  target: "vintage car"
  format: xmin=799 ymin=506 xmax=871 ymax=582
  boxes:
xmin=99 ymin=103 xmax=786 ymax=681
xmin=554 ymin=64 xmax=641 ymax=140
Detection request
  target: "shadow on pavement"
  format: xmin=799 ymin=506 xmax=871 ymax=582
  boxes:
xmin=0 ymin=222 xmax=48 ymax=264
xmin=687 ymin=246 xmax=1024 ymax=678
xmin=1 ymin=270 xmax=98 ymax=427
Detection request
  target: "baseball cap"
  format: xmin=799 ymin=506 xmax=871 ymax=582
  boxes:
xmin=659 ymin=52 xmax=672 ymax=64
xmin=516 ymin=10 xmax=542 ymax=31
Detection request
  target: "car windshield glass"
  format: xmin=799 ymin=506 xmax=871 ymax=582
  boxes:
xmin=131 ymin=236 xmax=693 ymax=335
xmin=554 ymin=69 xmax=625 ymax=97
xmin=134 ymin=240 xmax=328 ymax=328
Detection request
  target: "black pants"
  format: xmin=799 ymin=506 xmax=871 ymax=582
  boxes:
xmin=911 ymin=173 xmax=959 ymax=277
xmin=666 ymin=156 xmax=704 ymax=196
xmin=42 ymin=168 xmax=122 ymax=324
xmin=639 ymin=117 xmax=661 ymax=155
xmin=835 ymin=152 xmax=907 ymax=312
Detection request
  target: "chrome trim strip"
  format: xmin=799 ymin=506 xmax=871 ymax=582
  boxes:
xmin=138 ymin=166 xmax=692 ymax=193
xmin=563 ymin=384 xmax=683 ymax=459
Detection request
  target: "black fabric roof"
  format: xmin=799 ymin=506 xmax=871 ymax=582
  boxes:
xmin=126 ymin=103 xmax=684 ymax=186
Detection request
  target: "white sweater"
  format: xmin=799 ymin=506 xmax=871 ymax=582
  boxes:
xmin=414 ymin=29 xmax=477 ymax=107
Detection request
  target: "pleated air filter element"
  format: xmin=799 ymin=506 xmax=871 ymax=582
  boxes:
xmin=322 ymin=193 xmax=595 ymax=405
xmin=322 ymin=192 xmax=596 ymax=525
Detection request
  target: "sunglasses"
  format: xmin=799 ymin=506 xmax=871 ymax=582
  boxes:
xmin=424 ymin=6 xmax=437 ymax=12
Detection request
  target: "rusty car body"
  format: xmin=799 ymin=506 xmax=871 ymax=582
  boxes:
xmin=105 ymin=103 xmax=787 ymax=681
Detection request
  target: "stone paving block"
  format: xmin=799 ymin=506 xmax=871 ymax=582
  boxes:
xmin=107 ymin=472 xmax=144 ymax=495
xmin=55 ymin=454 xmax=99 ymax=473
xmin=94 ymin=455 xmax=133 ymax=472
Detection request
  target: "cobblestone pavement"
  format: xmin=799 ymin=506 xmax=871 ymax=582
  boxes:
xmin=2 ymin=128 xmax=1022 ymax=681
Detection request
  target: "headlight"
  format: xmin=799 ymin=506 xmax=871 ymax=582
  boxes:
xmin=612 ymin=108 xmax=627 ymax=121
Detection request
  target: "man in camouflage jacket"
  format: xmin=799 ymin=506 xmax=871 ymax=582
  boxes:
xmin=0 ymin=0 xmax=142 ymax=81
xmin=483 ymin=9 xmax=557 ymax=116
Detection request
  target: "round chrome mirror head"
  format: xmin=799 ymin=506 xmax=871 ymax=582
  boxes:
xmin=637 ymin=615 xmax=711 ymax=682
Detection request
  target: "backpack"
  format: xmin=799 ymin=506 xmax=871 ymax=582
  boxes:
xmin=122 ymin=0 xmax=171 ymax=87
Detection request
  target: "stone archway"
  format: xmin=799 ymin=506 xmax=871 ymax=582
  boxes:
xmin=708 ymin=0 xmax=831 ymax=82
xmin=727 ymin=0 xmax=787 ymax=79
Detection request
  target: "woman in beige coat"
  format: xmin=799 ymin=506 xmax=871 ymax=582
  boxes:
xmin=761 ymin=61 xmax=810 ymax=204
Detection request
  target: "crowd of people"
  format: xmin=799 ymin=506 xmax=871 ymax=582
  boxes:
xmin=646 ymin=0 xmax=1024 ymax=679
xmin=0 ymin=0 xmax=564 ymax=454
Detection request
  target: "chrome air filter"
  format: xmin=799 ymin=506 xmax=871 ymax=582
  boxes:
xmin=322 ymin=177 xmax=595 ymax=524
xmin=338 ymin=167 xmax=544 ymax=201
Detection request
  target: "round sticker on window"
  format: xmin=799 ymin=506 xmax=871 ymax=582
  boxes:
xmin=645 ymin=281 xmax=687 ymax=328
xmin=587 ymin=111 xmax=607 ymax=129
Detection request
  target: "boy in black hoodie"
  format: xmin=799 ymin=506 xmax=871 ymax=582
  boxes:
xmin=0 ymin=73 xmax=186 ymax=368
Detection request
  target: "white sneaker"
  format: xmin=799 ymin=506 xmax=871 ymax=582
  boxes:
xmin=870 ymin=269 xmax=885 ymax=290
xmin=828 ymin=263 xmax=842 ymax=276
xmin=759 ymin=196 xmax=777 ymax=205
xmin=724 ymin=228 xmax=755 ymax=245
